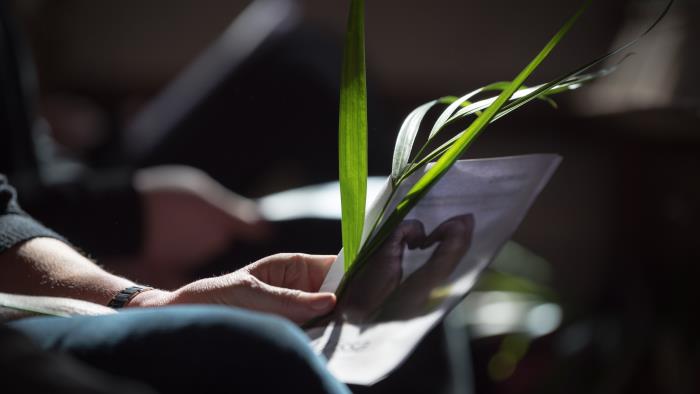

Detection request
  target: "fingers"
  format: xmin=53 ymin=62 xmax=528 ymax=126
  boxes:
xmin=422 ymin=224 xmax=446 ymax=248
xmin=399 ymin=220 xmax=427 ymax=249
xmin=249 ymin=253 xmax=337 ymax=292
xmin=248 ymin=281 xmax=336 ymax=324
xmin=422 ymin=214 xmax=474 ymax=248
xmin=301 ymin=254 xmax=337 ymax=291
xmin=243 ymin=254 xmax=338 ymax=323
xmin=418 ymin=215 xmax=475 ymax=281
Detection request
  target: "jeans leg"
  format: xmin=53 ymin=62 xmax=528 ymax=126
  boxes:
xmin=10 ymin=305 xmax=350 ymax=394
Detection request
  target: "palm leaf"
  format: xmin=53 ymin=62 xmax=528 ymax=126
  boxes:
xmin=336 ymin=0 xmax=591 ymax=293
xmin=337 ymin=0 xmax=673 ymax=277
xmin=405 ymin=67 xmax=625 ymax=179
xmin=391 ymin=95 xmax=481 ymax=183
xmin=338 ymin=0 xmax=368 ymax=270
xmin=391 ymin=100 xmax=438 ymax=183
xmin=429 ymin=81 xmax=512 ymax=140
xmin=391 ymin=83 xmax=554 ymax=186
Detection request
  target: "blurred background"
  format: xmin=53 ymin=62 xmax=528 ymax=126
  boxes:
xmin=6 ymin=0 xmax=700 ymax=393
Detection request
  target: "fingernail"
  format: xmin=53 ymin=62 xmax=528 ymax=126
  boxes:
xmin=310 ymin=295 xmax=334 ymax=311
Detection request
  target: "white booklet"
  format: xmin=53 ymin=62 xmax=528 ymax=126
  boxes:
xmin=304 ymin=154 xmax=561 ymax=385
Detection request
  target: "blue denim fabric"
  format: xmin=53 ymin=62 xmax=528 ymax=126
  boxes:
xmin=10 ymin=305 xmax=350 ymax=394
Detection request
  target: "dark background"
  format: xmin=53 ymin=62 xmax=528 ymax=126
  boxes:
xmin=9 ymin=0 xmax=700 ymax=393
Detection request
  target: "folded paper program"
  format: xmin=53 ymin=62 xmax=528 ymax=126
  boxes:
xmin=306 ymin=154 xmax=561 ymax=385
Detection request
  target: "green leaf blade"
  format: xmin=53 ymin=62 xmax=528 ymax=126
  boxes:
xmin=429 ymin=81 xmax=514 ymax=140
xmin=339 ymin=0 xmax=368 ymax=271
xmin=391 ymin=100 xmax=437 ymax=182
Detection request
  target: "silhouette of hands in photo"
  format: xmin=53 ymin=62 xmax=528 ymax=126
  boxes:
xmin=340 ymin=220 xmax=426 ymax=323
xmin=340 ymin=214 xmax=474 ymax=324
xmin=376 ymin=213 xmax=474 ymax=321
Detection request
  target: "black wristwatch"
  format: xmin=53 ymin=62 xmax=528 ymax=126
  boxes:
xmin=107 ymin=286 xmax=154 ymax=309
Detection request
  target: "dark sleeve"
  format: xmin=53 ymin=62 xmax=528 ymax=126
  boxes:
xmin=0 ymin=174 xmax=64 ymax=254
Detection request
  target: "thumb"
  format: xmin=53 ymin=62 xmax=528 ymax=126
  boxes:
xmin=250 ymin=282 xmax=336 ymax=324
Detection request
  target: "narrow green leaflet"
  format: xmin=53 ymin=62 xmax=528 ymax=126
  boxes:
xmin=338 ymin=0 xmax=368 ymax=270
xmin=391 ymin=95 xmax=481 ymax=188
xmin=400 ymin=82 xmax=558 ymax=186
xmin=450 ymin=79 xmax=574 ymax=121
xmin=391 ymin=100 xmax=438 ymax=183
xmin=429 ymin=81 xmax=512 ymax=140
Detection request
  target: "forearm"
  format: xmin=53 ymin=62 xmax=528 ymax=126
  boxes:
xmin=0 ymin=237 xmax=148 ymax=306
xmin=0 ymin=174 xmax=170 ymax=308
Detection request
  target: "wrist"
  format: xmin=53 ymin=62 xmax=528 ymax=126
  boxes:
xmin=125 ymin=288 xmax=174 ymax=308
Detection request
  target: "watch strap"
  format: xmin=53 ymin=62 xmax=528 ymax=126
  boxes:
xmin=108 ymin=286 xmax=153 ymax=309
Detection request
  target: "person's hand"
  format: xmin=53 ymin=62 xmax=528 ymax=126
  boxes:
xmin=135 ymin=253 xmax=337 ymax=325
xmin=130 ymin=166 xmax=269 ymax=286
